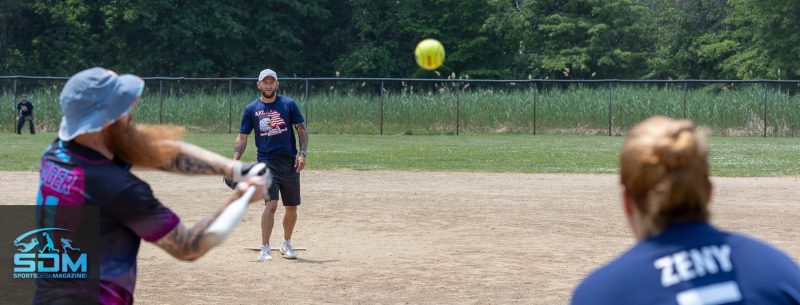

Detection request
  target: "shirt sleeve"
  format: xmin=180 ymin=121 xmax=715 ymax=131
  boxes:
xmin=109 ymin=182 xmax=180 ymax=242
xmin=28 ymin=102 xmax=33 ymax=110
xmin=290 ymin=100 xmax=305 ymax=125
xmin=239 ymin=104 xmax=253 ymax=134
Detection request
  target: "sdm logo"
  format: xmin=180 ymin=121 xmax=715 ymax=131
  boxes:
xmin=13 ymin=227 xmax=87 ymax=276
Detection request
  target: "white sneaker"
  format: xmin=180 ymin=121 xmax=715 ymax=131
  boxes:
xmin=258 ymin=244 xmax=273 ymax=262
xmin=280 ymin=240 xmax=298 ymax=259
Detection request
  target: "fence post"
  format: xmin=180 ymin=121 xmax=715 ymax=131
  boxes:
xmin=228 ymin=78 xmax=232 ymax=134
xmin=456 ymin=81 xmax=460 ymax=136
xmin=683 ymin=82 xmax=688 ymax=118
xmin=12 ymin=78 xmax=17 ymax=132
xmin=608 ymin=82 xmax=613 ymax=136
xmin=304 ymin=78 xmax=310 ymax=127
xmin=532 ymin=81 xmax=537 ymax=135
xmin=763 ymin=82 xmax=767 ymax=138
xmin=380 ymin=80 xmax=384 ymax=136
xmin=159 ymin=79 xmax=164 ymax=124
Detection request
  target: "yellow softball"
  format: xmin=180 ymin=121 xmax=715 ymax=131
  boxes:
xmin=415 ymin=39 xmax=445 ymax=70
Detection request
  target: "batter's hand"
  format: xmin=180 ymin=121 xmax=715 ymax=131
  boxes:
xmin=232 ymin=162 xmax=268 ymax=182
xmin=230 ymin=162 xmax=271 ymax=197
xmin=225 ymin=162 xmax=269 ymax=190
xmin=295 ymin=155 xmax=305 ymax=173
xmin=223 ymin=177 xmax=236 ymax=190
xmin=232 ymin=176 xmax=267 ymax=204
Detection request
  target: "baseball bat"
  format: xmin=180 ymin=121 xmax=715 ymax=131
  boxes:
xmin=205 ymin=185 xmax=256 ymax=247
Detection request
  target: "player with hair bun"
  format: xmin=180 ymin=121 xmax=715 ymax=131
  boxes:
xmin=571 ymin=116 xmax=800 ymax=305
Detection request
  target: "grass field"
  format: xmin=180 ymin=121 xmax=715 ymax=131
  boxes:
xmin=3 ymin=81 xmax=800 ymax=136
xmin=2 ymin=132 xmax=798 ymax=176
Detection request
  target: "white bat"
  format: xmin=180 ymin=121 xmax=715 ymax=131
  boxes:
xmin=205 ymin=185 xmax=257 ymax=247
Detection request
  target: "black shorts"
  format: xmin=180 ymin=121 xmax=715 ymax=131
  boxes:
xmin=260 ymin=156 xmax=301 ymax=206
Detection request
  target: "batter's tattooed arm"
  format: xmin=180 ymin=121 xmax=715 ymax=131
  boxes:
xmin=157 ymin=141 xmax=236 ymax=177
xmin=234 ymin=134 xmax=249 ymax=161
xmin=154 ymin=216 xmax=216 ymax=261
xmin=154 ymin=180 xmax=265 ymax=261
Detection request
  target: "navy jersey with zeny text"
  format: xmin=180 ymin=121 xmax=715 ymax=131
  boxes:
xmin=571 ymin=222 xmax=800 ymax=305
xmin=239 ymin=96 xmax=304 ymax=161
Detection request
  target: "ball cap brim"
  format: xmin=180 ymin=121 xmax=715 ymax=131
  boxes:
xmin=258 ymin=69 xmax=278 ymax=82
xmin=58 ymin=67 xmax=145 ymax=141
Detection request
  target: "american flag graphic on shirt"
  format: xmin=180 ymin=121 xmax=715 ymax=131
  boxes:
xmin=259 ymin=109 xmax=288 ymax=136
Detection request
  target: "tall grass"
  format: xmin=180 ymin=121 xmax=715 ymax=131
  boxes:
xmin=2 ymin=80 xmax=799 ymax=136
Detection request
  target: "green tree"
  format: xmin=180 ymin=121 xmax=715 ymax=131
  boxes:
xmin=8 ymin=0 xmax=800 ymax=81
xmin=334 ymin=0 xmax=510 ymax=78
xmin=0 ymin=0 xmax=30 ymax=73
xmin=0 ymin=0 xmax=96 ymax=75
xmin=645 ymin=0 xmax=733 ymax=79
xmin=100 ymin=0 xmax=334 ymax=77
xmin=722 ymin=0 xmax=800 ymax=79
xmin=334 ymin=0 xmax=417 ymax=77
xmin=485 ymin=0 xmax=655 ymax=79
xmin=417 ymin=0 xmax=511 ymax=79
xmin=2 ymin=0 xmax=339 ymax=77
xmin=587 ymin=1 xmax=654 ymax=78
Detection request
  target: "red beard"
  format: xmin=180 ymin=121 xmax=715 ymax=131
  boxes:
xmin=103 ymin=119 xmax=185 ymax=168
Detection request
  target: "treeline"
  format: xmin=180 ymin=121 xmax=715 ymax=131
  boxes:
xmin=1 ymin=0 xmax=798 ymax=79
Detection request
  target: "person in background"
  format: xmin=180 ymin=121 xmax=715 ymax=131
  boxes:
xmin=571 ymin=116 xmax=800 ymax=305
xmin=17 ymin=95 xmax=35 ymax=134
xmin=229 ymin=68 xmax=308 ymax=262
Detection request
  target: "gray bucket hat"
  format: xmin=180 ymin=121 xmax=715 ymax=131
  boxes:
xmin=58 ymin=67 xmax=144 ymax=141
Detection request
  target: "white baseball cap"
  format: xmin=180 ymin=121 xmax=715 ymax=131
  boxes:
xmin=258 ymin=69 xmax=278 ymax=81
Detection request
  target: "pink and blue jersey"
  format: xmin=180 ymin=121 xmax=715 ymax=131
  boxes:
xmin=239 ymin=96 xmax=304 ymax=161
xmin=35 ymin=140 xmax=180 ymax=305
xmin=572 ymin=222 xmax=800 ymax=305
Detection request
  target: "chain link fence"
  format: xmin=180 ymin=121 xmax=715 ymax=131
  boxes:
xmin=2 ymin=76 xmax=799 ymax=136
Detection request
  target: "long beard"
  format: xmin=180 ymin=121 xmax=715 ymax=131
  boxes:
xmin=103 ymin=120 xmax=185 ymax=168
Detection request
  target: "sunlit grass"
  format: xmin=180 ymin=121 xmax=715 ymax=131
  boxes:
xmin=3 ymin=132 xmax=799 ymax=177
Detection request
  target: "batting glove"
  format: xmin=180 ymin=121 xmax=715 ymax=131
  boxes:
xmin=227 ymin=162 xmax=271 ymax=193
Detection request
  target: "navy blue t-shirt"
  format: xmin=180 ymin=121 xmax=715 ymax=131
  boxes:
xmin=239 ymin=96 xmax=305 ymax=161
xmin=572 ymin=222 xmax=800 ymax=305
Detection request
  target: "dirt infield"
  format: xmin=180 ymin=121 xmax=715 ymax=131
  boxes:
xmin=2 ymin=170 xmax=799 ymax=304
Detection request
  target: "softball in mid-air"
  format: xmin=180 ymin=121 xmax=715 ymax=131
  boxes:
xmin=415 ymin=39 xmax=445 ymax=70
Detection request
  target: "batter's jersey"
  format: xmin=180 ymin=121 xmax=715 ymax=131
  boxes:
xmin=239 ymin=96 xmax=304 ymax=161
xmin=35 ymin=139 xmax=180 ymax=305
xmin=571 ymin=222 xmax=800 ymax=305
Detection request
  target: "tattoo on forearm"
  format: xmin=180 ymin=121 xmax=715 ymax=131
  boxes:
xmin=234 ymin=140 xmax=246 ymax=160
xmin=295 ymin=123 xmax=308 ymax=151
xmin=161 ymin=152 xmax=218 ymax=175
xmin=156 ymin=217 xmax=216 ymax=260
xmin=158 ymin=142 xmax=233 ymax=176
